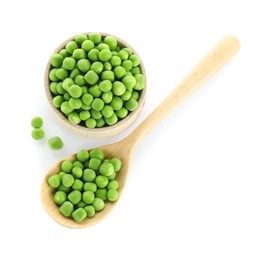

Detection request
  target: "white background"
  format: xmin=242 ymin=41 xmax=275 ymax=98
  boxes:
xmin=0 ymin=0 xmax=275 ymax=259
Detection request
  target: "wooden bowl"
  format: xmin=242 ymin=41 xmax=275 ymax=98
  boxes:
xmin=45 ymin=32 xmax=146 ymax=138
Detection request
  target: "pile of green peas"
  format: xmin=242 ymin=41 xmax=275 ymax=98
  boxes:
xmin=48 ymin=149 xmax=121 ymax=223
xmin=49 ymin=33 xmax=145 ymax=128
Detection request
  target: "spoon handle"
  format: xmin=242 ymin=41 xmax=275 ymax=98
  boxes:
xmin=124 ymin=35 xmax=240 ymax=148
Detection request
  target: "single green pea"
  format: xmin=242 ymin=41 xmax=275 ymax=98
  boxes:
xmin=81 ymin=86 xmax=88 ymax=94
xmin=59 ymin=49 xmax=69 ymax=58
xmin=105 ymin=113 xmax=118 ymax=126
xmin=84 ymin=205 xmax=95 ymax=217
xmin=61 ymin=160 xmax=73 ymax=173
xmin=77 ymin=59 xmax=91 ymax=73
xmin=114 ymin=66 xmax=127 ymax=79
xmin=90 ymin=149 xmax=105 ymax=160
xmin=68 ymin=190 xmax=82 ymax=204
xmin=62 ymin=173 xmax=74 ymax=187
xmin=72 ymin=179 xmax=84 ymax=191
xmin=99 ymin=162 xmax=115 ymax=177
xmin=31 ymin=116 xmax=43 ymax=128
xmin=68 ymin=112 xmax=81 ymax=125
xmin=77 ymin=149 xmax=89 ymax=162
xmin=110 ymin=158 xmax=122 ymax=172
xmin=72 ymin=208 xmax=87 ymax=223
xmin=75 ymin=75 xmax=86 ymax=85
xmin=110 ymin=97 xmax=123 ymax=110
xmin=56 ymin=68 xmax=68 ymax=80
xmin=73 ymin=48 xmax=86 ymax=60
xmin=88 ymin=49 xmax=99 ymax=61
xmin=63 ymin=92 xmax=71 ymax=101
xmin=48 ymin=136 xmax=64 ymax=150
xmin=50 ymin=53 xmax=63 ymax=67
xmin=88 ymin=33 xmax=101 ymax=44
xmin=92 ymin=98 xmax=104 ymax=111
xmin=50 ymin=82 xmax=58 ymax=94
xmin=56 ymin=82 xmax=66 ymax=95
xmin=130 ymin=67 xmax=141 ymax=75
xmin=91 ymin=109 xmax=102 ymax=119
xmin=58 ymin=184 xmax=70 ymax=193
xmin=129 ymin=54 xmax=140 ymax=67
xmin=54 ymin=191 xmax=67 ymax=205
xmin=49 ymin=68 xmax=59 ymax=81
xmin=103 ymin=62 xmax=112 ymax=71
xmin=95 ymin=175 xmax=109 ymax=188
xmin=85 ymin=118 xmax=96 ymax=128
xmin=84 ymin=182 xmax=97 ymax=192
xmin=73 ymin=161 xmax=84 ymax=169
xmin=81 ymin=39 xmax=94 ymax=52
xmin=62 ymin=57 xmax=76 ymax=70
xmin=89 ymin=158 xmax=101 ymax=171
xmin=134 ymin=74 xmax=145 ymax=90
xmin=121 ymin=90 xmax=132 ymax=101
xmin=92 ymin=198 xmax=105 ymax=211
xmin=79 ymin=110 xmax=90 ymax=121
xmin=99 ymin=80 xmax=112 ymax=92
xmin=118 ymin=50 xmax=128 ymax=60
xmin=88 ymin=85 xmax=102 ymax=97
xmin=31 ymin=129 xmax=44 ymax=140
xmin=70 ymin=68 xmax=81 ymax=79
xmin=85 ymin=70 xmax=99 ymax=85
xmin=131 ymin=91 xmax=140 ymax=101
xmin=59 ymin=172 xmax=66 ymax=178
xmin=69 ymin=98 xmax=82 ymax=109
xmin=107 ymin=180 xmax=119 ymax=190
xmin=62 ymin=78 xmax=74 ymax=91
xmin=122 ymin=75 xmax=136 ymax=89
xmin=104 ymin=35 xmax=117 ymax=51
xmin=61 ymin=101 xmax=73 ymax=114
xmin=99 ymin=49 xmax=112 ymax=62
xmin=83 ymin=191 xmax=95 ymax=204
xmin=102 ymin=91 xmax=113 ymax=104
xmin=60 ymin=201 xmax=74 ymax=217
xmin=121 ymin=47 xmax=132 ymax=55
xmin=112 ymin=51 xmax=119 ymax=56
xmin=97 ymin=43 xmax=110 ymax=51
xmin=116 ymin=107 xmax=128 ymax=119
xmin=110 ymin=56 xmax=121 ymax=67
xmin=72 ymin=166 xmax=83 ymax=179
xmin=48 ymin=174 xmax=61 ymax=188
xmin=76 ymin=200 xmax=87 ymax=209
xmin=107 ymin=189 xmax=119 ymax=201
xmin=65 ymin=41 xmax=78 ymax=54
xmin=81 ymin=103 xmax=91 ymax=111
xmin=125 ymin=98 xmax=138 ymax=111
xmin=83 ymin=169 xmax=96 ymax=182
xmin=53 ymin=95 xmax=64 ymax=108
xmin=112 ymin=81 xmax=126 ymax=96
xmin=107 ymin=172 xmax=116 ymax=181
xmin=102 ymin=105 xmax=114 ymax=118
xmin=75 ymin=34 xmax=88 ymax=45
xmin=95 ymin=188 xmax=107 ymax=200
xmin=101 ymin=71 xmax=115 ymax=82
xmin=122 ymin=60 xmax=133 ymax=71
xmin=91 ymin=61 xmax=104 ymax=74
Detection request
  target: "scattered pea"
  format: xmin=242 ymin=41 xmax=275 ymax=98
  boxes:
xmin=31 ymin=129 xmax=45 ymax=140
xmin=48 ymin=136 xmax=64 ymax=150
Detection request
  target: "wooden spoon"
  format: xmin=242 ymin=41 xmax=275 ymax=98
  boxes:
xmin=41 ymin=36 xmax=240 ymax=228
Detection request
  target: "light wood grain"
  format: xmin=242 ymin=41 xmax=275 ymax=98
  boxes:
xmin=44 ymin=32 xmax=147 ymax=138
xmin=41 ymin=36 xmax=240 ymax=228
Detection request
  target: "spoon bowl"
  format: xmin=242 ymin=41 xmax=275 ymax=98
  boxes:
xmin=41 ymin=36 xmax=240 ymax=228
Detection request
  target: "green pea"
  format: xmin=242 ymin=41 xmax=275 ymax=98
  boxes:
xmin=122 ymin=75 xmax=136 ymax=89
xmin=99 ymin=162 xmax=115 ymax=177
xmin=48 ymin=136 xmax=64 ymax=150
xmin=99 ymin=49 xmax=112 ymax=62
xmin=102 ymin=105 xmax=114 ymax=118
xmin=48 ymin=174 xmax=61 ymax=188
xmin=85 ymin=70 xmax=99 ymax=85
xmin=116 ymin=107 xmax=128 ymax=119
xmin=114 ymin=66 xmax=127 ymax=79
xmin=72 ymin=166 xmax=83 ymax=179
xmin=130 ymin=66 xmax=141 ymax=75
xmin=72 ymin=179 xmax=84 ymax=191
xmin=110 ymin=56 xmax=121 ymax=67
xmin=105 ymin=113 xmax=118 ymax=125
xmin=63 ymin=93 xmax=70 ymax=101
xmin=61 ymin=160 xmax=73 ymax=173
xmin=68 ymin=112 xmax=81 ymax=125
xmin=70 ymin=68 xmax=81 ymax=79
xmin=92 ymin=98 xmax=104 ymax=111
xmin=107 ymin=189 xmax=119 ymax=201
xmin=81 ymin=104 xmax=91 ymax=111
xmin=59 ymin=172 xmax=66 ymax=178
xmin=60 ymin=201 xmax=74 ymax=217
xmin=110 ymin=158 xmax=122 ymax=172
xmin=31 ymin=129 xmax=44 ymax=140
xmin=107 ymin=180 xmax=119 ymax=190
xmin=92 ymin=198 xmax=105 ymax=211
xmin=54 ymin=191 xmax=67 ymax=205
xmin=125 ymin=98 xmax=138 ymax=111
xmin=73 ymin=48 xmax=86 ymax=60
xmin=118 ymin=50 xmax=128 ymax=60
xmin=103 ymin=62 xmax=112 ymax=71
xmin=76 ymin=200 xmax=87 ymax=209
xmin=91 ymin=61 xmax=104 ymax=74
xmin=83 ymin=169 xmax=96 ymax=182
xmin=81 ymin=39 xmax=94 ymax=52
xmin=95 ymin=188 xmax=107 ymax=200
xmin=95 ymin=175 xmax=109 ymax=188
xmin=79 ymin=110 xmax=90 ymax=121
xmin=31 ymin=116 xmax=43 ymax=128
xmin=122 ymin=60 xmax=133 ymax=71
xmin=82 ymin=86 xmax=88 ymax=94
xmin=56 ymin=82 xmax=66 ymax=94
xmin=65 ymin=41 xmax=78 ymax=54
xmin=53 ymin=96 xmax=64 ymax=108
xmin=121 ymin=47 xmax=132 ymax=55
xmin=72 ymin=208 xmax=87 ymax=223
xmin=62 ymin=173 xmax=74 ymax=187
xmin=61 ymin=101 xmax=73 ymax=114
xmin=85 ymin=118 xmax=96 ymax=128
xmin=112 ymin=51 xmax=119 ymax=56
xmin=75 ymin=34 xmax=87 ymax=45
xmin=84 ymin=205 xmax=95 ymax=217
xmin=77 ymin=59 xmax=91 ymax=73
xmin=89 ymin=85 xmax=102 ymax=97
xmin=50 ymin=82 xmax=58 ymax=94
xmin=75 ymin=75 xmax=86 ymax=85
xmin=102 ymin=91 xmax=113 ymax=103
xmin=134 ymin=74 xmax=145 ymax=90
xmin=88 ymin=32 xmax=101 ymax=44
xmin=49 ymin=68 xmax=59 ymax=81
xmin=69 ymin=98 xmax=82 ymax=109
xmin=88 ymin=49 xmax=99 ymax=61
xmin=110 ymin=97 xmax=123 ymax=110
xmin=56 ymin=68 xmax=68 ymax=80
xmin=62 ymin=78 xmax=74 ymax=91
xmin=91 ymin=109 xmax=102 ymax=119
xmin=82 ymin=191 xmax=95 ymax=204
xmin=107 ymin=172 xmax=116 ymax=181
xmin=131 ymin=91 xmax=140 ymax=101
xmin=59 ymin=49 xmax=69 ymax=58
xmin=77 ymin=149 xmax=89 ymax=162
xmin=73 ymin=161 xmax=84 ymax=169
xmin=97 ymin=43 xmax=110 ymax=51
xmin=90 ymin=149 xmax=105 ymax=161
xmin=99 ymin=80 xmax=112 ymax=92
xmin=58 ymin=184 xmax=70 ymax=193
xmin=50 ymin=53 xmax=63 ymax=67
xmin=104 ymin=35 xmax=117 ymax=51
xmin=62 ymin=57 xmax=76 ymax=70
xmin=68 ymin=190 xmax=82 ymax=204
xmin=121 ymin=90 xmax=132 ymax=101
xmin=112 ymin=81 xmax=126 ymax=96
xmin=101 ymin=71 xmax=115 ymax=82
xmin=89 ymin=158 xmax=101 ymax=171
xmin=84 ymin=182 xmax=97 ymax=192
